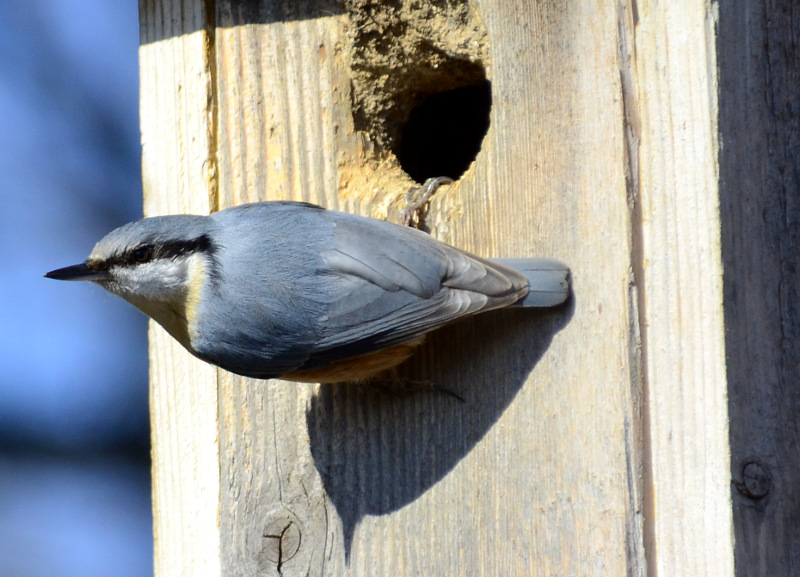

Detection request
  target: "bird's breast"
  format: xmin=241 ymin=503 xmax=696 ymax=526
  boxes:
xmin=279 ymin=336 xmax=426 ymax=383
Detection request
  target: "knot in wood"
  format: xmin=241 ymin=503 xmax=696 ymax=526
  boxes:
xmin=735 ymin=461 xmax=771 ymax=500
xmin=258 ymin=511 xmax=302 ymax=569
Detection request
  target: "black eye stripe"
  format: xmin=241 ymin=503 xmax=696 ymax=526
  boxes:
xmin=108 ymin=234 xmax=215 ymax=268
xmin=155 ymin=235 xmax=214 ymax=259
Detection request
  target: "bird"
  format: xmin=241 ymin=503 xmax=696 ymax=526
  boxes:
xmin=45 ymin=199 xmax=570 ymax=384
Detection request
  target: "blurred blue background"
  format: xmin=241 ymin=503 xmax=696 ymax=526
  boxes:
xmin=0 ymin=1 xmax=152 ymax=575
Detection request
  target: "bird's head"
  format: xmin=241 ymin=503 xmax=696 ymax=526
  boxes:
xmin=45 ymin=215 xmax=215 ymax=348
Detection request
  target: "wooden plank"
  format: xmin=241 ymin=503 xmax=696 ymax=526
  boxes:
xmin=139 ymin=1 xmax=221 ymax=575
xmin=632 ymin=1 xmax=734 ymax=574
xmin=212 ymin=10 xmax=356 ymax=576
xmin=717 ymin=2 xmax=800 ymax=575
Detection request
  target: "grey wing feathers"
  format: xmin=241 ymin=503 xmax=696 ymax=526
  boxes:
xmin=443 ymin=247 xmax=521 ymax=296
xmin=298 ymin=214 xmax=530 ymax=369
xmin=327 ymin=214 xmax=528 ymax=299
xmin=319 ymin=247 xmax=436 ymax=297
xmin=321 ymin=216 xmax=450 ymax=299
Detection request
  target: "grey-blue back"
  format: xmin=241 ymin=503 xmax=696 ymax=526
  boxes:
xmin=192 ymin=202 xmax=532 ymax=379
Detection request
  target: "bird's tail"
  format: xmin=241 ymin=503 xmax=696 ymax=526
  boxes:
xmin=493 ymin=258 xmax=571 ymax=307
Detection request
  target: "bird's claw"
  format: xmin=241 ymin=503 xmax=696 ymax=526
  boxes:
xmin=399 ymin=176 xmax=453 ymax=228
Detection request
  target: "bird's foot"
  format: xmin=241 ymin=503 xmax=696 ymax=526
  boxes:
xmin=399 ymin=176 xmax=453 ymax=228
xmin=364 ymin=372 xmax=464 ymax=402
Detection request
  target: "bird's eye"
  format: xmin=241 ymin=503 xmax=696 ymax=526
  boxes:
xmin=132 ymin=246 xmax=152 ymax=264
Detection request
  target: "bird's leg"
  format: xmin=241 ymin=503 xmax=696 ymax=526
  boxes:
xmin=399 ymin=176 xmax=453 ymax=228
xmin=428 ymin=382 xmax=465 ymax=402
xmin=361 ymin=368 xmax=465 ymax=402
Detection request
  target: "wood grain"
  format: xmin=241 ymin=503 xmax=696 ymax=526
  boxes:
xmin=632 ymin=1 xmax=734 ymax=574
xmin=140 ymin=1 xmax=220 ymax=574
xmin=718 ymin=2 xmax=800 ymax=575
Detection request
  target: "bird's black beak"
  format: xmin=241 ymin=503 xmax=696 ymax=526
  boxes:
xmin=45 ymin=263 xmax=107 ymax=282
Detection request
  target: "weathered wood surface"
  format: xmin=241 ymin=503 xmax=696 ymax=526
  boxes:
xmin=718 ymin=2 xmax=800 ymax=575
xmin=138 ymin=0 xmax=797 ymax=575
xmin=140 ymin=4 xmax=221 ymax=575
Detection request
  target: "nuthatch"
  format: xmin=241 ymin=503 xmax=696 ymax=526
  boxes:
xmin=46 ymin=199 xmax=570 ymax=383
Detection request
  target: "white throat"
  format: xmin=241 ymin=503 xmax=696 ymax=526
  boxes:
xmin=102 ymin=253 xmax=208 ymax=351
